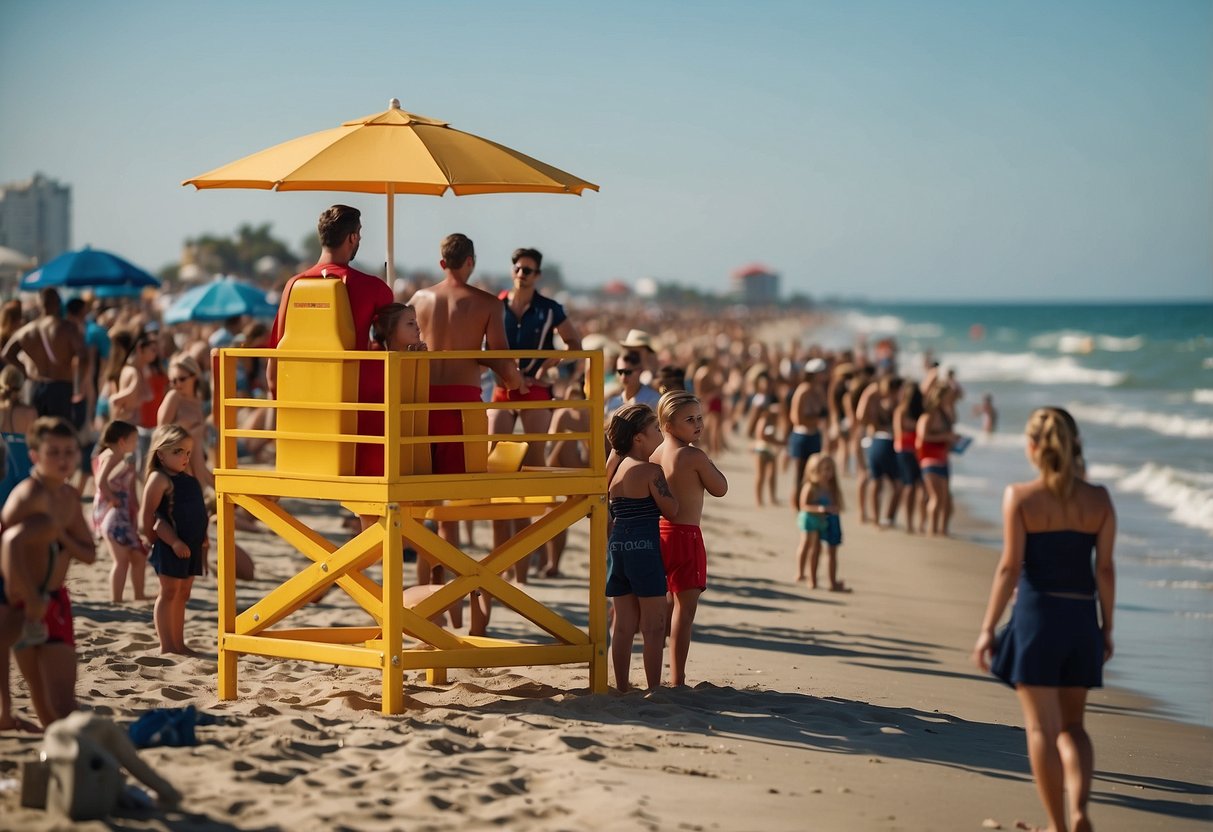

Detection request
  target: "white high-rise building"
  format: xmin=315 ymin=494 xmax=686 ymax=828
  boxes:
xmin=0 ymin=173 xmax=71 ymax=265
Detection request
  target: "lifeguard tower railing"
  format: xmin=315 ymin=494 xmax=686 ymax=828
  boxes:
xmin=211 ymin=346 xmax=607 ymax=714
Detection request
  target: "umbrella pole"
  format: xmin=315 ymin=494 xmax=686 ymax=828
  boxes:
xmin=385 ymin=185 xmax=395 ymax=284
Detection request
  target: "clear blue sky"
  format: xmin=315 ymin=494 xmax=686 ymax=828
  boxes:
xmin=2 ymin=0 xmax=1209 ymax=300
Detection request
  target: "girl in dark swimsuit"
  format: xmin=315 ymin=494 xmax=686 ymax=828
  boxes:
xmin=141 ymin=425 xmax=208 ymax=655
xmin=973 ymin=408 xmax=1116 ymax=832
xmin=604 ymin=404 xmax=678 ymax=692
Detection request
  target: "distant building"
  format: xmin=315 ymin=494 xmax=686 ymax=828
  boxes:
xmin=0 ymin=173 xmax=71 ymax=266
xmin=731 ymin=263 xmax=780 ymax=305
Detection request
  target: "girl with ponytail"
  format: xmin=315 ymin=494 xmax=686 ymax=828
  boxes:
xmin=973 ymin=407 xmax=1115 ymax=832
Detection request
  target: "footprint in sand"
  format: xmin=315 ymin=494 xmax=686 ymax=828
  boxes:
xmin=161 ymin=686 xmax=193 ymax=701
xmin=134 ymin=655 xmax=175 ymax=667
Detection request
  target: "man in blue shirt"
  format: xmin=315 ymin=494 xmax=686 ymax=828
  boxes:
xmin=488 ymin=247 xmax=582 ymax=583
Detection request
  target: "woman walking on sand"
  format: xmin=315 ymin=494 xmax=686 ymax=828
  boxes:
xmin=973 ymin=407 xmax=1115 ymax=832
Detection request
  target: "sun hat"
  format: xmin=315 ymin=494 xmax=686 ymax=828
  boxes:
xmin=618 ymin=329 xmax=656 ymax=351
xmin=804 ymin=357 xmax=828 ymax=374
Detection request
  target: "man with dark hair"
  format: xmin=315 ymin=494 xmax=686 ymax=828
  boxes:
xmin=412 ymin=233 xmax=524 ymax=631
xmin=604 ymin=349 xmax=660 ymax=421
xmin=267 ymin=205 xmax=393 ymax=475
xmin=487 ymin=246 xmax=582 ymax=583
xmin=0 ymin=289 xmax=84 ymax=422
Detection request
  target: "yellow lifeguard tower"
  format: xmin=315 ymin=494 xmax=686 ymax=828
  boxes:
xmin=212 ymin=278 xmax=607 ymax=714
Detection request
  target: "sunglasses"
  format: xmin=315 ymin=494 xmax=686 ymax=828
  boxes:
xmin=616 ymin=368 xmax=635 ymax=376
xmin=169 ymin=375 xmax=193 ymax=385
xmin=513 ymin=265 xmax=538 ymax=277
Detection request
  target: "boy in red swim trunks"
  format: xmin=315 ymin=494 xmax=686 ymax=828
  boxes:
xmin=411 ymin=234 xmax=523 ymax=633
xmin=650 ymin=391 xmax=728 ymax=687
xmin=0 ymin=417 xmax=97 ymax=728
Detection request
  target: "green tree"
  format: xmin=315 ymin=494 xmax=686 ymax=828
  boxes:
xmin=187 ymin=223 xmax=298 ymax=280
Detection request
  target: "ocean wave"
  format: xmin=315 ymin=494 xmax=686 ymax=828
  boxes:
xmin=1143 ymin=556 xmax=1213 ymax=572
xmin=944 ymin=351 xmax=1126 ymax=387
xmin=839 ymin=311 xmax=906 ymax=336
xmin=1086 ymin=462 xmax=1131 ymax=482
xmin=1146 ymin=580 xmax=1213 ymax=591
xmin=1067 ymin=403 xmax=1213 ymax=440
xmin=1194 ymin=390 xmax=1213 ymax=406
xmin=1114 ymin=463 xmax=1213 ymax=535
xmin=1028 ymin=330 xmax=1145 ymax=354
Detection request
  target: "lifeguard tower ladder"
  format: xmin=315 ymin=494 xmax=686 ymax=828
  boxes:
xmin=212 ymin=278 xmax=607 ymax=714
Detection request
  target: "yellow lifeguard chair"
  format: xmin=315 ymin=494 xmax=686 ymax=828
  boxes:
xmin=212 ymin=279 xmax=607 ymax=714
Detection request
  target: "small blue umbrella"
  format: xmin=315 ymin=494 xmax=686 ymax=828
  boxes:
xmin=20 ymin=246 xmax=160 ymax=290
xmin=164 ymin=276 xmax=277 ymax=324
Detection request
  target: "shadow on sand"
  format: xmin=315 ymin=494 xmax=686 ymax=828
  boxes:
xmin=423 ymin=679 xmax=1212 ymax=823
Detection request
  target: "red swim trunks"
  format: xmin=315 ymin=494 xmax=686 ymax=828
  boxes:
xmin=659 ymin=519 xmax=707 ymax=594
xmin=14 ymin=587 xmax=75 ymax=648
xmin=491 ymin=384 xmax=553 ymax=403
xmin=429 ymin=385 xmax=484 ymax=474
xmin=44 ymin=587 xmax=74 ymax=646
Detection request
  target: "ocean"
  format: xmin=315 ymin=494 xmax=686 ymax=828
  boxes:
xmin=810 ymin=302 xmax=1213 ymax=727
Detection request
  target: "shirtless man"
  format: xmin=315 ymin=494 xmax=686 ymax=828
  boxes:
xmin=1 ymin=289 xmax=85 ymax=422
xmin=0 ymin=417 xmax=96 ymax=728
xmin=410 ymin=233 xmax=523 ymax=634
xmin=787 ymin=357 xmax=828 ymax=511
xmin=856 ymin=374 xmax=905 ymax=528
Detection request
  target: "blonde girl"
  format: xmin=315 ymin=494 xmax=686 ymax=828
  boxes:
xmin=795 ymin=452 xmax=847 ymax=591
xmin=974 ymin=407 xmax=1115 ymax=832
xmin=605 ymin=404 xmax=678 ymax=692
xmin=92 ymin=420 xmax=146 ymax=602
xmin=141 ymin=425 xmax=208 ymax=654
xmin=652 ymin=391 xmax=728 ymax=688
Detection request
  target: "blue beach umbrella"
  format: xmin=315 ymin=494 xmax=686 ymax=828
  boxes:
xmin=164 ymin=275 xmax=277 ymax=324
xmin=20 ymin=246 xmax=160 ymax=291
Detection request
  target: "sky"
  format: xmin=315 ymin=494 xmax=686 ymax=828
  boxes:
xmin=1 ymin=0 xmax=1210 ymax=301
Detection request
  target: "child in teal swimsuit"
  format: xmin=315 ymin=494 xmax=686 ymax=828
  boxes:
xmin=795 ymin=452 xmax=848 ymax=591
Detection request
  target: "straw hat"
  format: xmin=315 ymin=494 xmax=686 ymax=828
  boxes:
xmin=618 ymin=329 xmax=656 ymax=351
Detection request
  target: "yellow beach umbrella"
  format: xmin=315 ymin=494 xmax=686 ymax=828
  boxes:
xmin=183 ymin=98 xmax=598 ymax=278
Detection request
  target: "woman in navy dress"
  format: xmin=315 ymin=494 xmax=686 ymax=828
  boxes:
xmin=974 ymin=407 xmax=1115 ymax=832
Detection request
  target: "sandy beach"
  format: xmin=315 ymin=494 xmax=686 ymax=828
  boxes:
xmin=1 ymin=434 xmax=1210 ymax=831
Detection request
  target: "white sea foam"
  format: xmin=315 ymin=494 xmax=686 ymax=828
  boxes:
xmin=1029 ymin=330 xmax=1145 ymax=354
xmin=944 ymin=351 xmax=1126 ymax=387
xmin=1146 ymin=580 xmax=1213 ymax=591
xmin=1144 ymin=556 xmax=1213 ymax=572
xmin=1114 ymin=463 xmax=1213 ymax=535
xmin=1194 ymin=389 xmax=1213 ymax=406
xmin=839 ymin=311 xmax=907 ymax=337
xmin=1086 ymin=462 xmax=1131 ymax=482
xmin=1067 ymin=403 xmax=1213 ymax=440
